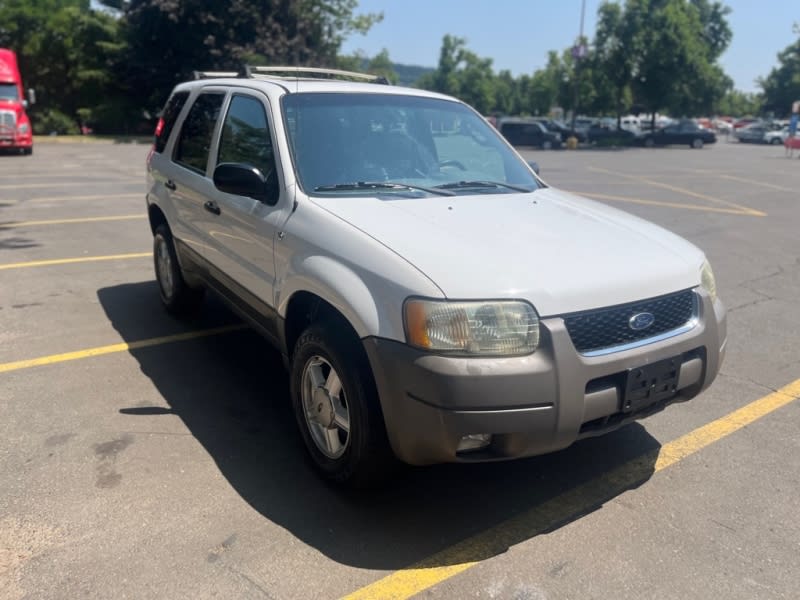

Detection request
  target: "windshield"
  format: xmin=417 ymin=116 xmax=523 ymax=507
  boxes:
xmin=0 ymin=83 xmax=19 ymax=101
xmin=282 ymin=93 xmax=540 ymax=196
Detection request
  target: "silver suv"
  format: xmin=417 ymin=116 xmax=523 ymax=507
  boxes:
xmin=146 ymin=67 xmax=726 ymax=486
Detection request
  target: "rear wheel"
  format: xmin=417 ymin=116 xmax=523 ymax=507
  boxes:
xmin=541 ymin=140 xmax=553 ymax=150
xmin=770 ymin=137 xmax=782 ymax=145
xmin=291 ymin=322 xmax=394 ymax=487
xmin=691 ymin=138 xmax=704 ymax=149
xmin=153 ymin=224 xmax=204 ymax=315
xmin=644 ymin=137 xmax=655 ymax=148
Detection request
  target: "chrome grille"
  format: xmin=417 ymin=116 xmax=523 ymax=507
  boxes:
xmin=563 ymin=289 xmax=697 ymax=355
xmin=0 ymin=110 xmax=15 ymax=138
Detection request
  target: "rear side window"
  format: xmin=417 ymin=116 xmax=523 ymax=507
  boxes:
xmin=173 ymin=92 xmax=225 ymax=174
xmin=154 ymin=91 xmax=189 ymax=153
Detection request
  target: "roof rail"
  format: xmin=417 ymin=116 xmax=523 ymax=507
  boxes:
xmin=244 ymin=65 xmax=390 ymax=85
xmin=193 ymin=70 xmax=240 ymax=80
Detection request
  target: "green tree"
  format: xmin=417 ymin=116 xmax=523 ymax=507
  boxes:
xmin=0 ymin=0 xmax=124 ymax=132
xmin=103 ymin=0 xmax=382 ymax=113
xmin=416 ymin=35 xmax=496 ymax=113
xmin=759 ymin=33 xmax=800 ymax=116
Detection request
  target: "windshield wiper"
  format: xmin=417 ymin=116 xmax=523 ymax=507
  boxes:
xmin=314 ymin=181 xmax=455 ymax=196
xmin=433 ymin=180 xmax=533 ymax=193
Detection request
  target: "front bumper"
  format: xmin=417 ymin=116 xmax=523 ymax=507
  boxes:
xmin=364 ymin=290 xmax=726 ymax=466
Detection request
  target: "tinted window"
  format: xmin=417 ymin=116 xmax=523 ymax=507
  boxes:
xmin=174 ymin=92 xmax=224 ymax=173
xmin=0 ymin=83 xmax=18 ymax=101
xmin=217 ymin=95 xmax=275 ymax=176
xmin=154 ymin=91 xmax=189 ymax=153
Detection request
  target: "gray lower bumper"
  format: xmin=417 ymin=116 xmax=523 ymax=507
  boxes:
xmin=363 ymin=291 xmax=726 ymax=466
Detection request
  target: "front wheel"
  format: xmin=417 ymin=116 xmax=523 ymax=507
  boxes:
xmin=770 ymin=138 xmax=782 ymax=145
xmin=691 ymin=138 xmax=704 ymax=149
xmin=541 ymin=140 xmax=553 ymax=150
xmin=644 ymin=137 xmax=655 ymax=148
xmin=291 ymin=322 xmax=394 ymax=487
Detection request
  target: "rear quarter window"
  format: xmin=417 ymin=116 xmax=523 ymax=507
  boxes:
xmin=154 ymin=91 xmax=189 ymax=154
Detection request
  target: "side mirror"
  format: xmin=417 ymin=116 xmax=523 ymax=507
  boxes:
xmin=213 ymin=163 xmax=277 ymax=205
xmin=27 ymin=89 xmax=36 ymax=105
xmin=527 ymin=160 xmax=540 ymax=175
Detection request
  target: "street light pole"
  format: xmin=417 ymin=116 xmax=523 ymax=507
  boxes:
xmin=570 ymin=0 xmax=587 ymax=134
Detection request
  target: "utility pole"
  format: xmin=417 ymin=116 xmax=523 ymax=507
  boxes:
xmin=570 ymin=0 xmax=587 ymax=134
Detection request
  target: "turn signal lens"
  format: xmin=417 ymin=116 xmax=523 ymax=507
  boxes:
xmin=700 ymin=260 xmax=717 ymax=303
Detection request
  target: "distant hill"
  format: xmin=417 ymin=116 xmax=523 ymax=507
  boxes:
xmin=392 ymin=63 xmax=435 ymax=87
xmin=357 ymin=58 xmax=434 ymax=87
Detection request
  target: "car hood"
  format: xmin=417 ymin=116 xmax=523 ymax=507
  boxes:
xmin=313 ymin=187 xmax=705 ymax=316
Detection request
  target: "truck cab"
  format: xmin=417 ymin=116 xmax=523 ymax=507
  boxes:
xmin=0 ymin=49 xmax=34 ymax=155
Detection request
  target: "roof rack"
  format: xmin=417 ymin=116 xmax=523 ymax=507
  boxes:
xmin=193 ymin=70 xmax=239 ymax=80
xmin=244 ymin=65 xmax=390 ymax=85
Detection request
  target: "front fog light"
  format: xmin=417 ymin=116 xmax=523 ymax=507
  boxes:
xmin=457 ymin=433 xmax=492 ymax=453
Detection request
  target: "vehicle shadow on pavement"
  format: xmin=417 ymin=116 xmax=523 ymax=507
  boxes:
xmin=98 ymin=281 xmax=660 ymax=570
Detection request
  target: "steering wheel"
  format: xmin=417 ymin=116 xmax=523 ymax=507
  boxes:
xmin=438 ymin=159 xmax=467 ymax=171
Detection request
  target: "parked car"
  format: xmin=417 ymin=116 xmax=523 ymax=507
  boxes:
xmin=585 ymin=123 xmax=637 ymax=145
xmin=640 ymin=120 xmax=716 ymax=148
xmin=146 ymin=66 xmax=726 ymax=486
xmin=533 ymin=118 xmax=587 ymax=143
xmin=764 ymin=126 xmax=790 ymax=145
xmin=734 ymin=124 xmax=770 ymax=143
xmin=733 ymin=117 xmax=759 ymax=129
xmin=499 ymin=118 xmax=562 ymax=149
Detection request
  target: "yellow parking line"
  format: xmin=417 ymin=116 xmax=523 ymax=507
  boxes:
xmin=26 ymin=193 xmax=143 ymax=203
xmin=715 ymin=174 xmax=796 ymax=193
xmin=0 ymin=215 xmax=144 ymax=228
xmin=588 ymin=166 xmax=766 ymax=216
xmin=0 ymin=252 xmax=150 ymax=271
xmin=0 ymin=325 xmax=248 ymax=374
xmin=568 ymin=191 xmax=764 ymax=216
xmin=0 ymin=181 xmax=142 ymax=190
xmin=342 ymin=378 xmax=800 ymax=600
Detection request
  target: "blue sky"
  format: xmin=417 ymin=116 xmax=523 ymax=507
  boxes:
xmin=341 ymin=0 xmax=798 ymax=93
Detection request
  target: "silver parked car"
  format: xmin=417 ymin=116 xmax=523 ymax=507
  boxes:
xmin=146 ymin=67 xmax=726 ymax=486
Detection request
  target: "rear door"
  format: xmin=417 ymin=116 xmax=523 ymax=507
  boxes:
xmin=166 ymin=89 xmax=226 ymax=261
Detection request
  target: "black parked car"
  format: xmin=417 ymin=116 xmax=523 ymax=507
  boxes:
xmin=585 ymin=124 xmax=636 ymax=146
xmin=640 ymin=120 xmax=716 ymax=148
xmin=534 ymin=118 xmax=587 ymax=143
xmin=499 ymin=119 xmax=562 ymax=149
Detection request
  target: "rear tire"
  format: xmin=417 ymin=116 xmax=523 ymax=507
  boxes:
xmin=153 ymin=224 xmax=204 ymax=315
xmin=770 ymin=138 xmax=782 ymax=145
xmin=541 ymin=140 xmax=553 ymax=150
xmin=644 ymin=137 xmax=655 ymax=148
xmin=291 ymin=322 xmax=395 ymax=487
xmin=691 ymin=138 xmax=704 ymax=149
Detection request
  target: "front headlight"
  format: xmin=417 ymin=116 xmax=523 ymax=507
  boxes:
xmin=17 ymin=122 xmax=30 ymax=134
xmin=404 ymin=299 xmax=540 ymax=356
xmin=700 ymin=260 xmax=717 ymax=303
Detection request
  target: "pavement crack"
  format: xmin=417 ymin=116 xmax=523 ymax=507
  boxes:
xmin=717 ymin=372 xmax=779 ymax=394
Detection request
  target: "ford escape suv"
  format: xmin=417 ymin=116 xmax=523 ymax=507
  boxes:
xmin=146 ymin=66 xmax=727 ymax=486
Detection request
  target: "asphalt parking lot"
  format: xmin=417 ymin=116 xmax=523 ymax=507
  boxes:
xmin=1 ymin=139 xmax=798 ymax=600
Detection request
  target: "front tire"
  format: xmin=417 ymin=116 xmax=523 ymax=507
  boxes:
xmin=153 ymin=224 xmax=204 ymax=315
xmin=291 ymin=322 xmax=394 ymax=487
xmin=644 ymin=137 xmax=655 ymax=148
xmin=691 ymin=138 xmax=704 ymax=149
xmin=770 ymin=138 xmax=782 ymax=145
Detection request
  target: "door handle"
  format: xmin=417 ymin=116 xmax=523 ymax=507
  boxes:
xmin=204 ymin=200 xmax=221 ymax=215
xmin=165 ymin=179 xmax=176 ymax=191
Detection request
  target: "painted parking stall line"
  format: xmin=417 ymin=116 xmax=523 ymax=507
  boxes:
xmin=0 ymin=253 xmax=150 ymax=271
xmin=341 ymin=378 xmax=800 ymax=600
xmin=0 ymin=325 xmax=248 ymax=374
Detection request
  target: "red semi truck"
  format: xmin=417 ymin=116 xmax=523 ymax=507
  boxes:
xmin=0 ymin=48 xmax=34 ymax=155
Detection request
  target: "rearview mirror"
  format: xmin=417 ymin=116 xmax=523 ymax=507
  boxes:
xmin=27 ymin=89 xmax=36 ymax=105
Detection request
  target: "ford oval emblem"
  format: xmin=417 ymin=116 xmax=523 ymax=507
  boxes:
xmin=628 ymin=312 xmax=655 ymax=331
